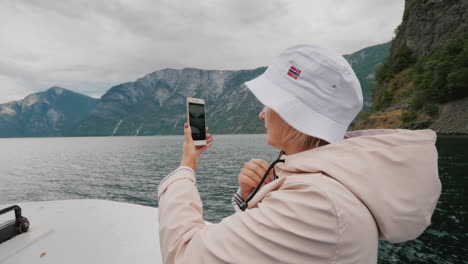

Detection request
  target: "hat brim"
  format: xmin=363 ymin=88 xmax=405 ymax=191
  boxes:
xmin=245 ymin=74 xmax=348 ymax=143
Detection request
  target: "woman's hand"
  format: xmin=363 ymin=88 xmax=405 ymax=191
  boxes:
xmin=180 ymin=123 xmax=212 ymax=171
xmin=238 ymin=159 xmax=270 ymax=200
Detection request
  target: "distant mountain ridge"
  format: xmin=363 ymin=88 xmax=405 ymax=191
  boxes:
xmin=67 ymin=43 xmax=389 ymax=136
xmin=0 ymin=87 xmax=97 ymax=137
xmin=68 ymin=67 xmax=267 ymax=136
xmin=0 ymin=43 xmax=390 ymax=137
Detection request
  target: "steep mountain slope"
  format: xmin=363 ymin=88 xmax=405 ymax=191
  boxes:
xmin=68 ymin=68 xmax=267 ymax=136
xmin=0 ymin=87 xmax=97 ymax=137
xmin=344 ymin=41 xmax=391 ymax=108
xmin=356 ymin=0 xmax=468 ymax=133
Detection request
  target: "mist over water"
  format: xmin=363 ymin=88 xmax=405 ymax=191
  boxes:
xmin=0 ymin=135 xmax=466 ymax=263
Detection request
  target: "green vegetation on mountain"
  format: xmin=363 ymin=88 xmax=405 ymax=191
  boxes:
xmin=412 ymin=34 xmax=468 ymax=104
xmin=373 ymin=34 xmax=468 ymax=113
xmin=344 ymin=42 xmax=391 ymax=107
xmin=356 ymin=0 xmax=468 ymax=134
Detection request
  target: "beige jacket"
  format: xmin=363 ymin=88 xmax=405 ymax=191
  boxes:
xmin=157 ymin=129 xmax=441 ymax=264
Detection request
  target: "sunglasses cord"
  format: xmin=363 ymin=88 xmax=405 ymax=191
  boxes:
xmin=240 ymin=151 xmax=285 ymax=211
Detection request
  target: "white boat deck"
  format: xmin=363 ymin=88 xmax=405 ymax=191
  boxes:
xmin=0 ymin=200 xmax=162 ymax=264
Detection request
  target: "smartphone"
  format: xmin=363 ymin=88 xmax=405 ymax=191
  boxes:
xmin=186 ymin=97 xmax=207 ymax=146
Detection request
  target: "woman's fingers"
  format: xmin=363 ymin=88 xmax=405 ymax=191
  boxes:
xmin=240 ymin=166 xmax=263 ymax=181
xmin=244 ymin=161 xmax=267 ymax=179
xmin=195 ymin=134 xmax=213 ymax=153
xmin=206 ymin=134 xmax=213 ymax=144
xmin=243 ymin=177 xmax=258 ymax=189
xmin=184 ymin=123 xmax=194 ymax=144
xmin=196 ymin=144 xmax=211 ymax=153
xmin=181 ymin=123 xmax=197 ymax=170
xmin=185 ymin=125 xmax=211 ymax=144
xmin=238 ymin=159 xmax=272 ymax=196
xmin=251 ymin=159 xmax=270 ymax=171
xmin=239 ymin=168 xmax=265 ymax=191
xmin=239 ymin=171 xmax=260 ymax=188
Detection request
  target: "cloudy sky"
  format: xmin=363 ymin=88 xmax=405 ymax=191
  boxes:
xmin=0 ymin=0 xmax=404 ymax=103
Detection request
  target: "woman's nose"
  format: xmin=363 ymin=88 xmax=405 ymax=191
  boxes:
xmin=259 ymin=110 xmax=265 ymax=121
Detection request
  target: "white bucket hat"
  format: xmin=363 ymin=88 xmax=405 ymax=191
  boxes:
xmin=245 ymin=44 xmax=363 ymax=143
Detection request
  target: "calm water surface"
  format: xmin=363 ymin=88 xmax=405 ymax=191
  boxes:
xmin=0 ymin=134 xmax=466 ymax=263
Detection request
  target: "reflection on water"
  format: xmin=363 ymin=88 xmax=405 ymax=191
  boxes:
xmin=0 ymin=134 xmax=466 ymax=263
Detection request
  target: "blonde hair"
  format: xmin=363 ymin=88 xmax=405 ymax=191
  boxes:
xmin=270 ymin=107 xmax=329 ymax=151
xmin=283 ymin=124 xmax=329 ymax=151
xmin=301 ymin=133 xmax=329 ymax=149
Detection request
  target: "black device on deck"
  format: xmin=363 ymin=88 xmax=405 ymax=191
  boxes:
xmin=0 ymin=205 xmax=30 ymax=244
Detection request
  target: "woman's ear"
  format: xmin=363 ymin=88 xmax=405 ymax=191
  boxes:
xmin=259 ymin=109 xmax=265 ymax=120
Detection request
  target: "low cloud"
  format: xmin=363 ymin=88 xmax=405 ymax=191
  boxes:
xmin=0 ymin=75 xmax=34 ymax=102
xmin=0 ymin=0 xmax=404 ymax=103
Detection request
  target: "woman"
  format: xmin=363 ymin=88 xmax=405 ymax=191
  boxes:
xmin=157 ymin=45 xmax=441 ymax=263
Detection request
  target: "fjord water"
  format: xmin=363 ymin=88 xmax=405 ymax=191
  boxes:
xmin=0 ymin=135 xmax=466 ymax=263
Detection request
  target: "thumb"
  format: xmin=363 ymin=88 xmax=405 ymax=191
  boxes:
xmin=184 ymin=123 xmax=193 ymax=142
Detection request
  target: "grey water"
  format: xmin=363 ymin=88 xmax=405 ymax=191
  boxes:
xmin=0 ymin=134 xmax=466 ymax=263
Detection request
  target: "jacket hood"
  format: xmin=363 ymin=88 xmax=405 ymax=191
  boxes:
xmin=276 ymin=129 xmax=441 ymax=243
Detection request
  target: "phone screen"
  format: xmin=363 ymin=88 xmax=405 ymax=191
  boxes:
xmin=188 ymin=102 xmax=206 ymax=140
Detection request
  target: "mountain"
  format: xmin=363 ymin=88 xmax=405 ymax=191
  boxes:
xmin=355 ymin=0 xmax=468 ymax=133
xmin=0 ymin=43 xmax=389 ymax=138
xmin=67 ymin=44 xmax=389 ymax=137
xmin=344 ymin=41 xmax=391 ymax=108
xmin=0 ymin=87 xmax=98 ymax=137
xmin=67 ymin=68 xmax=267 ymax=136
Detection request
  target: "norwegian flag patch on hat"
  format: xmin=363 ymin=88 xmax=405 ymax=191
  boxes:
xmin=287 ymin=66 xmax=301 ymax=80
